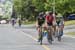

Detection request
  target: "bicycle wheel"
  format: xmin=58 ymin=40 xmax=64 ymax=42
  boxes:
xmin=47 ymin=26 xmax=53 ymax=44
xmin=58 ymin=36 xmax=61 ymax=41
xmin=39 ymin=27 xmax=43 ymax=45
xmin=40 ymin=33 xmax=43 ymax=45
xmin=57 ymin=27 xmax=61 ymax=41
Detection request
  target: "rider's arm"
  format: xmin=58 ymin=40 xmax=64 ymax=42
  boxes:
xmin=35 ymin=20 xmax=38 ymax=30
xmin=36 ymin=20 xmax=38 ymax=26
xmin=53 ymin=16 xmax=56 ymax=26
xmin=45 ymin=16 xmax=48 ymax=27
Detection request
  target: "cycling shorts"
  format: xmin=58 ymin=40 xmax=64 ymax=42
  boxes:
xmin=47 ymin=22 xmax=53 ymax=26
xmin=38 ymin=22 xmax=44 ymax=26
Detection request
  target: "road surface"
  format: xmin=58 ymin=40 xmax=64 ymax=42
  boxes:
xmin=0 ymin=24 xmax=75 ymax=50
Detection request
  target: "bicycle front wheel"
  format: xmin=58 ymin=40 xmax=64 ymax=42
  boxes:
xmin=47 ymin=26 xmax=53 ymax=44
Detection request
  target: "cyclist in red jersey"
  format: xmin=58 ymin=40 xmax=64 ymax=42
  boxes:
xmin=46 ymin=12 xmax=54 ymax=26
xmin=45 ymin=11 xmax=54 ymax=43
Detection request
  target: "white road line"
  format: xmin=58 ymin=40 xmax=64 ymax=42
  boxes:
xmin=21 ymin=31 xmax=51 ymax=50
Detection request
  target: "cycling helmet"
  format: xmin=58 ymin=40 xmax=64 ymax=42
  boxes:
xmin=56 ymin=13 xmax=62 ymax=17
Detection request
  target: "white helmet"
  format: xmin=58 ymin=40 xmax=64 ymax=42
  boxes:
xmin=45 ymin=11 xmax=49 ymax=15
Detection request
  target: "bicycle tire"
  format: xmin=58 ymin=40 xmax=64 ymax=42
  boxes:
xmin=47 ymin=26 xmax=53 ymax=44
xmin=39 ymin=31 xmax=43 ymax=45
xmin=39 ymin=27 xmax=43 ymax=45
xmin=58 ymin=36 xmax=61 ymax=41
xmin=57 ymin=27 xmax=61 ymax=41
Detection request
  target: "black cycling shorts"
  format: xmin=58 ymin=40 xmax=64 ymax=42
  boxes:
xmin=38 ymin=22 xmax=43 ymax=26
xmin=47 ymin=22 xmax=53 ymax=26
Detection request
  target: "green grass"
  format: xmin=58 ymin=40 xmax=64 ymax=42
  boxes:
xmin=22 ymin=21 xmax=35 ymax=25
xmin=22 ymin=20 xmax=75 ymax=25
xmin=65 ymin=20 xmax=75 ymax=26
xmin=66 ymin=32 xmax=75 ymax=36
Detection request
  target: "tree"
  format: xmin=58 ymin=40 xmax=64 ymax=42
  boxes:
xmin=13 ymin=0 xmax=75 ymax=21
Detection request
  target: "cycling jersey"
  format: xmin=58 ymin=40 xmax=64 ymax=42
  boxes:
xmin=37 ymin=16 xmax=45 ymax=26
xmin=46 ymin=15 xmax=54 ymax=26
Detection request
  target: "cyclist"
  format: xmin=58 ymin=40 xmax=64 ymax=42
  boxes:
xmin=11 ymin=18 xmax=16 ymax=27
xmin=36 ymin=12 xmax=45 ymax=42
xmin=18 ymin=18 xmax=22 ymax=27
xmin=45 ymin=11 xmax=54 ymax=43
xmin=56 ymin=13 xmax=64 ymax=41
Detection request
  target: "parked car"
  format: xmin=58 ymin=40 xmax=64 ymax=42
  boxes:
xmin=67 ymin=14 xmax=75 ymax=20
xmin=0 ymin=20 xmax=7 ymax=24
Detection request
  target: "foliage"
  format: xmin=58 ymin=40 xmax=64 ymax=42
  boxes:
xmin=13 ymin=0 xmax=75 ymax=20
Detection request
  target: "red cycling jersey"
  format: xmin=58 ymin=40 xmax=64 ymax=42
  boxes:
xmin=46 ymin=15 xmax=54 ymax=23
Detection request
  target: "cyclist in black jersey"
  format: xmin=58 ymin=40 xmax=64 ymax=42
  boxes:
xmin=36 ymin=12 xmax=45 ymax=42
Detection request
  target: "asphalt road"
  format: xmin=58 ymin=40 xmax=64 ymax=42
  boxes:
xmin=0 ymin=24 xmax=75 ymax=50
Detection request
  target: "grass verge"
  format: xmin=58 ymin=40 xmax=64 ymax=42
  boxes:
xmin=22 ymin=21 xmax=35 ymax=25
xmin=66 ymin=32 xmax=75 ymax=36
xmin=64 ymin=20 xmax=75 ymax=26
xmin=22 ymin=20 xmax=75 ymax=26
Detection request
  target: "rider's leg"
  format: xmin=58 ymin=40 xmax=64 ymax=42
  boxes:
xmin=12 ymin=20 xmax=15 ymax=26
xmin=50 ymin=26 xmax=53 ymax=41
xmin=55 ymin=25 xmax=59 ymax=37
xmin=37 ymin=26 xmax=41 ymax=41
xmin=53 ymin=25 xmax=57 ymax=37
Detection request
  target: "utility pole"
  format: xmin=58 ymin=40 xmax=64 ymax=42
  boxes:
xmin=53 ymin=0 xmax=55 ymax=14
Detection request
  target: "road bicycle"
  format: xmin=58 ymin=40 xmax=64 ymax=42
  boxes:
xmin=38 ymin=26 xmax=53 ymax=45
